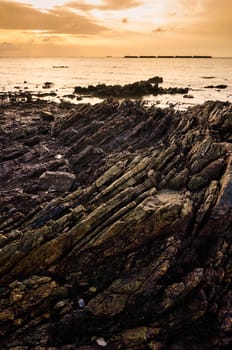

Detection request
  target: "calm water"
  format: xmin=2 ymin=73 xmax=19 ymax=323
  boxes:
xmin=0 ymin=57 xmax=231 ymax=108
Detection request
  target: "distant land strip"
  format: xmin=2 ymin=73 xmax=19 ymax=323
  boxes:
xmin=124 ymin=55 xmax=212 ymax=58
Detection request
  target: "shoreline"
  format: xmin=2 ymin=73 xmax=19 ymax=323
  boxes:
xmin=0 ymin=76 xmax=189 ymax=104
xmin=0 ymin=75 xmax=229 ymax=111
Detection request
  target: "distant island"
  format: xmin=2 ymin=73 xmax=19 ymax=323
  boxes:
xmin=124 ymin=55 xmax=212 ymax=58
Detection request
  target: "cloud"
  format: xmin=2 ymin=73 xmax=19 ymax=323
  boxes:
xmin=179 ymin=0 xmax=200 ymax=10
xmin=100 ymin=0 xmax=141 ymax=10
xmin=66 ymin=0 xmax=141 ymax=11
xmin=0 ymin=0 xmax=232 ymax=57
xmin=178 ymin=0 xmax=232 ymax=37
xmin=0 ymin=0 xmax=108 ymax=34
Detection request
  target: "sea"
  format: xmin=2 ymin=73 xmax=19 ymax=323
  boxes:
xmin=0 ymin=57 xmax=232 ymax=109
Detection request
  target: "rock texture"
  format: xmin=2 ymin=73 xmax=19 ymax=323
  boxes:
xmin=0 ymin=98 xmax=232 ymax=349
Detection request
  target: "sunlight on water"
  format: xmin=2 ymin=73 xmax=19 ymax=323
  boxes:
xmin=0 ymin=57 xmax=231 ymax=108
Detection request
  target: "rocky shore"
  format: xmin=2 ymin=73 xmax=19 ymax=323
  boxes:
xmin=0 ymin=76 xmax=189 ymax=104
xmin=0 ymin=96 xmax=232 ymax=349
xmin=73 ymin=76 xmax=188 ymax=98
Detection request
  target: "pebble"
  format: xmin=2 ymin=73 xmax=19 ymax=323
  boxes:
xmin=96 ymin=338 xmax=107 ymax=347
xmin=78 ymin=298 xmax=85 ymax=308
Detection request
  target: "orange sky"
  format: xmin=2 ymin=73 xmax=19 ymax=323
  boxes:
xmin=0 ymin=0 xmax=231 ymax=57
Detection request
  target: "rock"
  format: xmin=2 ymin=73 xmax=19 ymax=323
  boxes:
xmin=215 ymin=84 xmax=228 ymax=89
xmin=187 ymin=174 xmax=208 ymax=191
xmin=53 ymin=66 xmax=69 ymax=69
xmin=0 ymin=234 xmax=8 ymax=248
xmin=24 ymin=135 xmax=41 ymax=146
xmin=73 ymin=76 xmax=188 ymax=98
xmin=39 ymin=171 xmax=76 ymax=192
xmin=211 ymin=155 xmax=232 ymax=218
xmin=121 ymin=327 xmax=161 ymax=348
xmin=183 ymin=94 xmax=194 ymax=98
xmin=0 ymin=99 xmax=232 ymax=349
xmin=78 ymin=298 xmax=85 ymax=308
xmin=54 ymin=300 xmax=69 ymax=310
xmin=39 ymin=111 xmax=55 ymax=122
xmin=95 ymin=338 xmax=107 ymax=347
xmin=204 ymin=84 xmax=228 ymax=89
xmin=42 ymin=81 xmax=54 ymax=89
xmin=202 ymin=76 xmax=215 ymax=79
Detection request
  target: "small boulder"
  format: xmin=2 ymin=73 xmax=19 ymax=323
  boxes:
xmin=39 ymin=171 xmax=76 ymax=192
xmin=42 ymin=81 xmax=53 ymax=89
xmin=215 ymin=84 xmax=228 ymax=89
xmin=183 ymin=94 xmax=194 ymax=99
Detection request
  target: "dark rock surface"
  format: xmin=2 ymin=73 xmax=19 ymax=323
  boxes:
xmin=74 ymin=77 xmax=188 ymax=98
xmin=39 ymin=171 xmax=76 ymax=192
xmin=0 ymin=98 xmax=232 ymax=349
xmin=204 ymin=85 xmax=228 ymax=89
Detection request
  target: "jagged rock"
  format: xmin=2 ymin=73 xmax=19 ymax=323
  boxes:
xmin=73 ymin=77 xmax=188 ymax=98
xmin=39 ymin=171 xmax=76 ymax=192
xmin=0 ymin=99 xmax=232 ymax=349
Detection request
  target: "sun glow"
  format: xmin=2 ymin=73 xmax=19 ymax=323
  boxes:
xmin=0 ymin=0 xmax=231 ymax=57
xmin=13 ymin=0 xmax=67 ymax=9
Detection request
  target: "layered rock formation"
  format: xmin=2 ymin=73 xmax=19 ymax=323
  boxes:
xmin=0 ymin=98 xmax=232 ymax=349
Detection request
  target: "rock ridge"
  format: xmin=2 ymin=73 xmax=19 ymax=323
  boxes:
xmin=0 ymin=99 xmax=232 ymax=349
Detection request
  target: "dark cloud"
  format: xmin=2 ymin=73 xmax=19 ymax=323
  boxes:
xmin=67 ymin=0 xmax=141 ymax=11
xmin=122 ymin=18 xmax=128 ymax=24
xmin=0 ymin=0 xmax=108 ymax=34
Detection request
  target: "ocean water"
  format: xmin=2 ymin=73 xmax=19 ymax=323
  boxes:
xmin=0 ymin=57 xmax=231 ymax=108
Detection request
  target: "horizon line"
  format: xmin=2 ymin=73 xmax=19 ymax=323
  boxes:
xmin=0 ymin=55 xmax=232 ymax=59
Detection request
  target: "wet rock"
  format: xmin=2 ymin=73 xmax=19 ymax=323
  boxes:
xmin=42 ymin=82 xmax=54 ymax=89
xmin=53 ymin=66 xmax=69 ymax=69
xmin=215 ymin=84 xmax=228 ymax=89
xmin=204 ymin=84 xmax=228 ymax=89
xmin=202 ymin=76 xmax=216 ymax=79
xmin=73 ymin=76 xmax=188 ymax=98
xmin=183 ymin=94 xmax=194 ymax=98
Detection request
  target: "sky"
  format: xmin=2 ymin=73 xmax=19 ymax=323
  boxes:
xmin=0 ymin=0 xmax=231 ymax=57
